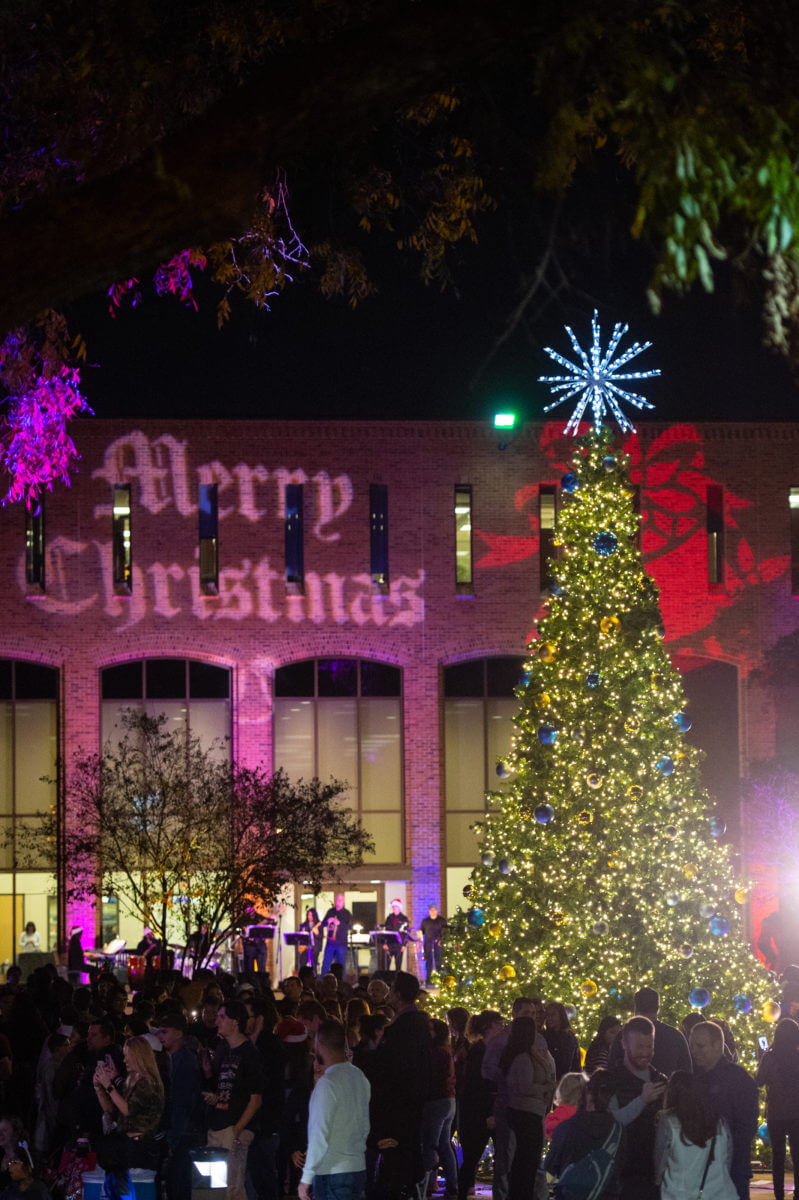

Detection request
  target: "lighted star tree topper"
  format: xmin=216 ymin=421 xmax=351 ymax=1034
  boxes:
xmin=539 ymin=310 xmax=660 ymax=435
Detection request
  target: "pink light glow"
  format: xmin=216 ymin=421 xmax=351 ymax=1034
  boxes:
xmin=1 ymin=366 xmax=93 ymax=506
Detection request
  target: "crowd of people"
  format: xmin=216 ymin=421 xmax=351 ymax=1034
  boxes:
xmin=0 ymin=961 xmax=795 ymax=1200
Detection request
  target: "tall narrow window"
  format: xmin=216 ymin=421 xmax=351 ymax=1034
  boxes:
xmin=707 ymin=484 xmax=724 ymax=587
xmin=25 ymin=502 xmax=45 ymax=592
xmin=370 ymin=484 xmax=389 ymax=587
xmin=198 ymin=484 xmax=219 ymax=596
xmin=285 ymin=483 xmax=304 ymax=589
xmin=455 ymin=486 xmax=473 ymax=592
xmin=539 ymin=485 xmax=557 ymax=589
xmin=112 ymin=485 xmax=132 ymax=594
xmin=791 ymin=489 xmax=799 ymax=597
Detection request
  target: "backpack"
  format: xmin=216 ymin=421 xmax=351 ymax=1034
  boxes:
xmin=554 ymin=1118 xmax=622 ymax=1200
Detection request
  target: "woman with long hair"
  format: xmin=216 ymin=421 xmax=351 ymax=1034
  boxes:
xmin=456 ymin=1010 xmax=503 ymax=1200
xmin=654 ymin=1070 xmax=737 ymax=1199
xmin=422 ymin=1019 xmax=458 ymax=1197
xmin=584 ymin=1016 xmax=622 ymax=1074
xmin=545 ymin=1069 xmax=622 ymax=1200
xmin=543 ymin=1003 xmax=581 ymax=1080
xmin=756 ymin=1017 xmax=799 ymax=1200
xmin=344 ymin=997 xmax=371 ymax=1052
xmin=299 ymin=908 xmax=321 ymax=975
xmin=499 ymin=1017 xmax=555 ymax=1200
xmin=94 ymin=1036 xmax=165 ymax=1171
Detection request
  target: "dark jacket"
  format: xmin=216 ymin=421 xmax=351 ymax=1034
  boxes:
xmin=609 ymin=1063 xmax=667 ymax=1187
xmin=545 ymin=1109 xmax=624 ymax=1199
xmin=544 ymin=1028 xmax=581 ymax=1080
xmin=756 ymin=1047 xmax=799 ymax=1121
xmin=369 ymin=1007 xmax=431 ymax=1144
xmin=607 ymin=1018 xmax=691 ymax=1078
xmin=460 ymin=1040 xmax=495 ymax=1128
xmin=696 ymin=1057 xmax=758 ymax=1200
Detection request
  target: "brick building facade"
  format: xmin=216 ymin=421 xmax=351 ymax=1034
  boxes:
xmin=0 ymin=417 xmax=796 ymax=967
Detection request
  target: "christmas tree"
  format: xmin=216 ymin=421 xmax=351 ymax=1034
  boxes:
xmin=439 ymin=318 xmax=777 ymax=1057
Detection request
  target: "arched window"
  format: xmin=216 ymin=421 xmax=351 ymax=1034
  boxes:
xmin=443 ymin=656 xmax=526 ymax=865
xmin=0 ymin=659 xmax=59 ymax=959
xmin=101 ymin=659 xmax=231 ymax=757
xmin=273 ymin=658 xmax=403 ymax=864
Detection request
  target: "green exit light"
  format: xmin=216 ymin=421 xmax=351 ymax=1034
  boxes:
xmin=494 ymin=412 xmax=516 ymax=429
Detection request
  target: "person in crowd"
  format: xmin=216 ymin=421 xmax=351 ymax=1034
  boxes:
xmin=297 ymin=999 xmax=327 ymax=1042
xmin=94 ymin=1035 xmax=165 ymax=1170
xmin=544 ymin=1072 xmax=586 ymax=1139
xmin=543 ymin=1004 xmax=581 ymax=1080
xmin=545 ymin=1069 xmax=623 ymax=1200
xmin=276 ymin=1016 xmax=312 ymax=1199
xmin=18 ymin=925 xmax=40 ymax=955
xmin=369 ymin=971 xmax=432 ymax=1200
xmin=244 ymin=995 xmax=285 ymax=1200
xmin=187 ymin=994 xmax=222 ymax=1050
xmin=298 ymin=909 xmax=321 ymax=976
xmin=277 ymin=978 xmax=303 ymax=1018
xmin=298 ymin=1020 xmax=370 ymax=1200
xmin=584 ymin=1016 xmax=622 ymax=1074
xmin=203 ymin=1000 xmax=265 ymax=1200
xmin=689 ymin=1020 xmax=758 ymax=1200
xmin=384 ymin=899 xmax=411 ymax=972
xmin=445 ymin=1008 xmax=469 ymax=1100
xmin=654 ymin=1070 xmax=737 ymax=1199
xmin=320 ymin=895 xmax=353 ymax=975
xmin=352 ymin=1013 xmax=388 ymax=1077
xmin=367 ymin=979 xmax=389 ymax=1009
xmin=608 ymin=1016 xmax=667 ymax=1200
xmin=135 ymin=929 xmax=159 ymax=961
xmin=418 ymin=906 xmax=446 ymax=986
xmin=456 ymin=1010 xmax=502 ymax=1200
xmin=69 ymin=1018 xmax=125 ymax=1140
xmin=756 ymin=1017 xmax=799 ymax=1200
xmin=498 ymin=1017 xmax=555 ymax=1200
xmin=0 ymin=1120 xmax=28 ymax=1183
xmin=66 ymin=929 xmax=85 ymax=988
xmin=344 ymin=999 xmax=370 ymax=1054
xmin=482 ymin=997 xmax=549 ymax=1200
xmin=608 ymin=988 xmax=691 ymax=1077
xmin=156 ymin=1012 xmax=202 ymax=1200
xmin=33 ymin=1032 xmax=69 ymax=1155
xmin=0 ymin=1143 xmax=50 ymax=1200
xmin=422 ymin=1019 xmax=458 ymax=1198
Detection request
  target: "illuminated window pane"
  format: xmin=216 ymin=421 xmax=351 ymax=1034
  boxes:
xmin=455 ymin=486 xmax=473 ymax=589
xmin=285 ymin=484 xmax=304 ymax=588
xmin=144 ymin=700 xmax=187 ymax=737
xmin=486 ymin=699 xmax=519 ymax=792
xmin=25 ymin=502 xmax=45 ymax=592
xmin=0 ymin=705 xmax=12 ymax=817
xmin=370 ymin=484 xmax=389 ymax=586
xmin=445 ymin=700 xmax=485 ymax=810
xmin=318 ymin=699 xmax=358 ymax=808
xmin=360 ymin=699 xmax=401 ymax=811
xmin=112 ymin=484 xmax=132 ymax=594
xmin=707 ymin=484 xmax=724 ymax=586
xmin=446 ymin=812 xmax=481 ymax=863
xmin=0 ymin=824 xmax=12 ymax=870
xmin=14 ymin=704 xmax=57 ymax=813
xmin=539 ymin=485 xmax=557 ymax=590
xmin=199 ymin=484 xmax=219 ymax=596
xmin=362 ymin=811 xmax=402 ymax=862
xmin=273 ymin=699 xmax=315 ymax=779
xmin=189 ymin=701 xmax=231 ymax=758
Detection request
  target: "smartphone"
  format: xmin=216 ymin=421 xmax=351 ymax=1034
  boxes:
xmin=759 ymin=1036 xmax=769 ymax=1050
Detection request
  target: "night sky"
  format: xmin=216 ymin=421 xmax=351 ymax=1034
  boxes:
xmin=69 ymin=230 xmax=799 ymax=426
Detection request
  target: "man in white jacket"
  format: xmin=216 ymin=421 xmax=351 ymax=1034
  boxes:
xmin=298 ymin=1020 xmax=371 ymax=1200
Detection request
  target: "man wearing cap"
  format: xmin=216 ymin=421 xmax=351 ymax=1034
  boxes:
xmin=384 ymin=899 xmax=410 ymax=972
xmin=157 ymin=1012 xmax=202 ymax=1200
xmin=607 ymin=986 xmax=692 ymax=1077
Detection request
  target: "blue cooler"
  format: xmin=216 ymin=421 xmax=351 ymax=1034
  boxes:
xmin=82 ymin=1169 xmax=156 ymax=1200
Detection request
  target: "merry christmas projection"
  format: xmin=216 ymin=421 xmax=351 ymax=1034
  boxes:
xmin=440 ymin=316 xmax=775 ymax=1048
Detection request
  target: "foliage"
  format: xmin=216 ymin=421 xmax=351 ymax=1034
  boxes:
xmin=52 ymin=710 xmax=373 ymax=968
xmin=436 ymin=427 xmax=774 ymax=1062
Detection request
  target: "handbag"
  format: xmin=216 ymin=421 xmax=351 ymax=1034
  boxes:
xmin=696 ymin=1133 xmax=716 ymax=1199
xmin=554 ymin=1118 xmax=622 ymax=1200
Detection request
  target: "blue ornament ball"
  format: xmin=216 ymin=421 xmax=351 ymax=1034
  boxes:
xmin=549 ymin=581 xmax=564 ymax=596
xmin=592 ymin=920 xmax=608 ymax=935
xmin=699 ymin=903 xmax=716 ymax=919
xmin=709 ymin=916 xmax=730 ymax=937
xmin=709 ymin=817 xmax=726 ymax=838
xmin=467 ymin=907 xmax=485 ymax=928
xmin=666 ymin=893 xmax=680 ymax=907
xmin=689 ymin=987 xmax=710 ymax=1008
xmin=759 ymin=1123 xmax=770 ymax=1146
xmin=499 ymin=858 xmax=510 ymax=875
xmin=673 ymin=711 xmax=692 ymax=732
xmin=561 ymin=472 xmax=580 ymax=493
xmin=564 ymin=1004 xmax=577 ymax=1022
xmin=586 ymin=672 xmax=601 ymax=688
xmin=656 ymin=756 xmax=674 ymax=777
xmin=593 ymin=531 xmax=618 ymax=556
xmin=534 ymin=803 xmax=555 ymax=825
xmin=496 ymin=762 xmax=510 ymax=779
xmin=602 ymin=455 xmax=617 ymax=472
xmin=481 ymin=852 xmax=494 ymax=867
xmin=733 ymin=993 xmax=752 ymax=1014
xmin=537 ymin=724 xmax=558 ymax=745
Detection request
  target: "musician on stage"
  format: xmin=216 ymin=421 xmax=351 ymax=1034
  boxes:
xmin=320 ymin=893 xmax=352 ymax=975
xmin=299 ymin=906 xmax=322 ymax=974
xmin=384 ymin=898 xmax=410 ymax=971
xmin=418 ymin=903 xmax=447 ymax=984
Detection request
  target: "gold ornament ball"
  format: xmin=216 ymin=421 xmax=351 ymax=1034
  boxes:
xmin=600 ymin=615 xmax=621 ymax=635
xmin=441 ymin=975 xmax=457 ymax=990
xmin=607 ymin=856 xmax=619 ymax=869
xmin=734 ymin=888 xmax=747 ymax=905
xmin=625 ymin=716 xmax=640 ymax=734
xmin=587 ymin=773 xmax=603 ymax=789
xmin=627 ymin=784 xmax=643 ymax=799
xmin=488 ymin=921 xmax=502 ymax=938
xmin=581 ymin=979 xmax=598 ymax=997
xmin=664 ymin=825 xmax=677 ymax=839
xmin=682 ymin=862 xmax=698 ymax=880
xmin=553 ymin=910 xmax=565 ymax=926
xmin=762 ymin=1000 xmax=782 ymax=1023
xmin=536 ymin=693 xmax=551 ymax=709
xmin=500 ymin=964 xmax=517 ymax=980
xmin=538 ymin=642 xmax=557 ymax=663
xmin=577 ymin=810 xmax=593 ymax=825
